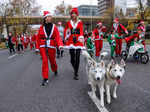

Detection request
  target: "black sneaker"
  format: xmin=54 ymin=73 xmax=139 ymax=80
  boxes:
xmin=74 ymin=76 xmax=79 ymax=80
xmin=41 ymin=79 xmax=49 ymax=86
xmin=74 ymin=73 xmax=79 ymax=80
xmin=54 ymin=71 xmax=58 ymax=76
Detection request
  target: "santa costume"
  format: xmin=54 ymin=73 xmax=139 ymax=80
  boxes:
xmin=112 ymin=18 xmax=128 ymax=56
xmin=93 ymin=22 xmax=106 ymax=59
xmin=36 ymin=11 xmax=63 ymax=86
xmin=64 ymin=7 xmax=85 ymax=80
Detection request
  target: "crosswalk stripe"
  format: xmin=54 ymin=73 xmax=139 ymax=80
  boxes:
xmin=88 ymin=92 xmax=109 ymax=112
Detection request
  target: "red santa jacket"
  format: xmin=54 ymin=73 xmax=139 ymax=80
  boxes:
xmin=64 ymin=20 xmax=85 ymax=49
xmin=93 ymin=26 xmax=106 ymax=40
xmin=23 ymin=36 xmax=30 ymax=44
xmin=112 ymin=23 xmax=128 ymax=36
xmin=36 ymin=24 xmax=63 ymax=50
xmin=31 ymin=34 xmax=37 ymax=43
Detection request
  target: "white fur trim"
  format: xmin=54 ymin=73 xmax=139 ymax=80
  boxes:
xmin=35 ymin=49 xmax=39 ymax=52
xmin=70 ymin=20 xmax=81 ymax=29
xmin=43 ymin=13 xmax=52 ymax=18
xmin=63 ymin=44 xmax=86 ymax=49
xmin=78 ymin=36 xmax=84 ymax=43
xmin=40 ymin=45 xmax=55 ymax=49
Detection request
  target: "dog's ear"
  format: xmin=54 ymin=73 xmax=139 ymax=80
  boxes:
xmin=120 ymin=59 xmax=126 ymax=67
xmin=100 ymin=60 xmax=105 ymax=68
xmin=110 ymin=59 xmax=116 ymax=66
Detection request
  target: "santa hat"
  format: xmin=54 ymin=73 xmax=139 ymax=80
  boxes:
xmin=140 ymin=20 xmax=144 ymax=24
xmin=43 ymin=11 xmax=52 ymax=18
xmin=97 ymin=21 xmax=102 ymax=26
xmin=58 ymin=21 xmax=62 ymax=25
xmin=70 ymin=8 xmax=79 ymax=16
xmin=114 ymin=18 xmax=119 ymax=23
xmin=137 ymin=27 xmax=142 ymax=31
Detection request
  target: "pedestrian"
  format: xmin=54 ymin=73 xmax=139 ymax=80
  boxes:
xmin=137 ymin=20 xmax=146 ymax=51
xmin=17 ymin=34 xmax=24 ymax=53
xmin=111 ymin=18 xmax=128 ymax=57
xmin=23 ymin=33 xmax=29 ymax=50
xmin=7 ymin=32 xmax=16 ymax=54
xmin=57 ymin=21 xmax=64 ymax=58
xmin=36 ymin=11 xmax=63 ymax=86
xmin=107 ymin=30 xmax=120 ymax=59
xmin=92 ymin=22 xmax=106 ymax=61
xmin=86 ymin=32 xmax=94 ymax=57
xmin=64 ymin=7 xmax=85 ymax=80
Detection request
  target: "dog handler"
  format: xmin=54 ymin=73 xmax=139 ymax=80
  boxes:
xmin=64 ymin=8 xmax=85 ymax=80
xmin=36 ymin=11 xmax=63 ymax=86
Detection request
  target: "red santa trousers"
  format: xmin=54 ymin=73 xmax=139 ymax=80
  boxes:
xmin=95 ymin=40 xmax=103 ymax=57
xmin=30 ymin=43 xmax=34 ymax=50
xmin=115 ymin=38 xmax=122 ymax=55
xmin=40 ymin=47 xmax=57 ymax=79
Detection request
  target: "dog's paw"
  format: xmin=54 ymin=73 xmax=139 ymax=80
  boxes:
xmin=101 ymin=101 xmax=104 ymax=107
xmin=107 ymin=98 xmax=111 ymax=104
xmin=113 ymin=94 xmax=117 ymax=99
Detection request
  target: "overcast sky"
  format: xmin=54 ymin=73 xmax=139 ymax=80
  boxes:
xmin=37 ymin=0 xmax=98 ymax=14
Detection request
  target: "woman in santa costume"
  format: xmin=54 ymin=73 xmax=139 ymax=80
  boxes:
xmin=112 ymin=18 xmax=128 ymax=57
xmin=137 ymin=20 xmax=146 ymax=51
xmin=23 ymin=33 xmax=30 ymax=50
xmin=64 ymin=7 xmax=85 ymax=80
xmin=92 ymin=22 xmax=106 ymax=61
xmin=36 ymin=11 xmax=63 ymax=86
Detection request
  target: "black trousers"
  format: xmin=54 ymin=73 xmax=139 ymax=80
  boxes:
xmin=69 ymin=49 xmax=81 ymax=76
xmin=17 ymin=44 xmax=24 ymax=51
xmin=57 ymin=47 xmax=64 ymax=57
xmin=8 ymin=43 xmax=15 ymax=53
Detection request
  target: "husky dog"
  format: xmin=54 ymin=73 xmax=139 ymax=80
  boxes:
xmin=105 ymin=59 xmax=126 ymax=104
xmin=82 ymin=51 xmax=107 ymax=107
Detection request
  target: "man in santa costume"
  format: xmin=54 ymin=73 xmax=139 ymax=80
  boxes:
xmin=137 ymin=20 xmax=146 ymax=51
xmin=64 ymin=7 xmax=85 ymax=80
xmin=36 ymin=11 xmax=63 ymax=86
xmin=112 ymin=18 xmax=128 ymax=57
xmin=92 ymin=21 xmax=106 ymax=61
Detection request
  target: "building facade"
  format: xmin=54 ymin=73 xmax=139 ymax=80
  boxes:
xmin=97 ymin=0 xmax=114 ymax=16
xmin=78 ymin=5 xmax=98 ymax=16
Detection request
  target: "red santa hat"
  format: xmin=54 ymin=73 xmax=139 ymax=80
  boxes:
xmin=58 ymin=21 xmax=62 ymax=25
xmin=43 ymin=11 xmax=52 ymax=18
xmin=140 ymin=20 xmax=144 ymax=24
xmin=97 ymin=21 xmax=102 ymax=26
xmin=114 ymin=18 xmax=119 ymax=23
xmin=70 ymin=7 xmax=79 ymax=16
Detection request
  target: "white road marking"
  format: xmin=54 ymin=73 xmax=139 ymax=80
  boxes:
xmin=88 ymin=92 xmax=109 ymax=112
xmin=8 ymin=54 xmax=18 ymax=59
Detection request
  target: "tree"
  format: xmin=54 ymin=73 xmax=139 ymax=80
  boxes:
xmin=0 ymin=0 xmax=41 ymax=36
xmin=54 ymin=1 xmax=72 ymax=16
xmin=136 ymin=0 xmax=150 ymax=20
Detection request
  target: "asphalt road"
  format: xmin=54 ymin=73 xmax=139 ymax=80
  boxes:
xmin=0 ymin=43 xmax=150 ymax=112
